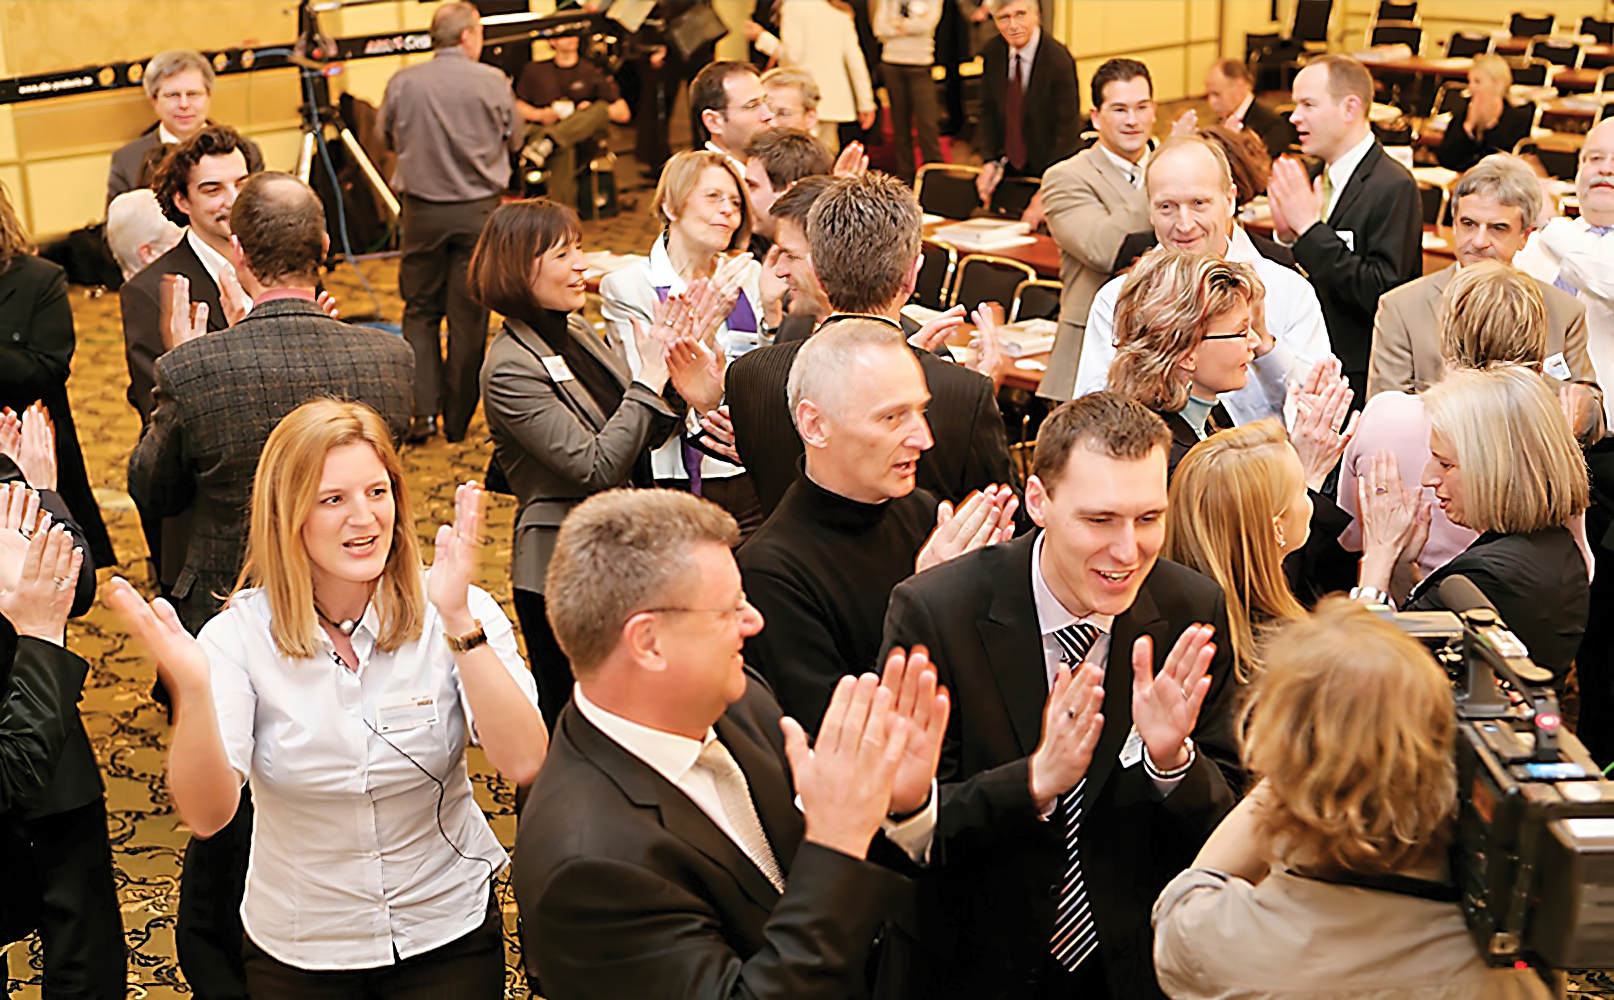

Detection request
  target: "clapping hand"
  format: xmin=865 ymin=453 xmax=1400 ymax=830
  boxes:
xmin=1171 ymin=109 xmax=1199 ymax=137
xmin=1356 ymin=451 xmax=1430 ymax=592
xmin=879 ymin=645 xmax=951 ymax=817
xmin=782 ymin=672 xmax=909 ymax=859
xmin=915 ymin=485 xmax=1018 ymax=573
xmin=909 ymin=304 xmax=967 ymax=353
xmin=161 ymin=274 xmax=209 ymax=350
xmin=427 ymin=481 xmax=485 ymax=628
xmin=0 ymin=503 xmax=81 ymax=645
xmin=316 ymin=290 xmax=341 ymax=321
xmin=833 ymin=141 xmax=869 ymax=177
xmin=1131 ymin=624 xmax=1217 ymax=772
xmin=698 ymin=405 xmax=742 ymax=463
xmin=1285 ymin=360 xmax=1358 ymax=491
xmin=1267 ymin=156 xmax=1325 ymax=244
xmin=629 ymin=293 xmax=695 ymax=391
xmin=0 ymin=407 xmax=49 ymax=491
xmin=105 ymin=577 xmax=212 ymax=693
xmin=1027 ymin=659 xmax=1106 ymax=812
xmin=0 ymin=482 xmax=46 ymax=592
xmin=217 ymin=267 xmax=252 ymax=326
xmin=968 ymin=304 xmax=1006 ymax=383
xmin=666 ymin=333 xmax=726 ymax=414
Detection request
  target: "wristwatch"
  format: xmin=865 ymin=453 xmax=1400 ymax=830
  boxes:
xmin=1349 ymin=585 xmax=1391 ymax=607
xmin=445 ymin=619 xmax=487 ymax=653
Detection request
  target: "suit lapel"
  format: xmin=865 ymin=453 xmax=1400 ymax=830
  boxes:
xmin=977 ymin=534 xmax=1052 ymax=755
xmin=1327 ymin=141 xmax=1382 ymax=228
xmin=507 ymin=318 xmax=611 ymax=429
xmin=1084 ymin=582 xmax=1166 ymax=796
xmin=564 ymin=706 xmax=784 ymax=912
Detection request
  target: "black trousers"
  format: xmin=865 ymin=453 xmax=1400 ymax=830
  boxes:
xmin=882 ymin=62 xmax=943 ymax=183
xmin=176 ymin=788 xmax=253 ymax=1000
xmin=242 ymin=891 xmax=503 ymax=1000
xmin=18 ymin=798 xmax=125 ymax=999
xmin=398 ymin=193 xmax=499 ymax=440
xmin=512 ymin=588 xmax=572 ymax=731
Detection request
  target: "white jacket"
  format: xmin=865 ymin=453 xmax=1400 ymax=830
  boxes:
xmin=756 ymin=1 xmax=876 ymax=124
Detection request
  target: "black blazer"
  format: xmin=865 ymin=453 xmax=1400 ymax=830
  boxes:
xmin=514 ymin=672 xmax=917 ymax=999
xmin=976 ymin=33 xmax=1081 ymax=176
xmin=1240 ymin=99 xmax=1299 ymax=159
xmin=880 ymin=534 xmax=1239 ymax=1000
xmin=119 ymin=237 xmax=227 ymax=427
xmin=726 ymin=340 xmax=1014 ymax=517
xmin=128 ymin=299 xmax=415 ymax=633
xmin=1111 ymin=229 xmax=1298 ymax=277
xmin=1405 ymin=527 xmax=1589 ymax=685
xmin=0 ymin=638 xmax=89 ymax=814
xmin=1434 ymin=99 xmax=1535 ymax=173
xmin=1291 ymin=140 xmax=1422 ymax=388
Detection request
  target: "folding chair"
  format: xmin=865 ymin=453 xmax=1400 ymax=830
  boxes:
xmin=915 ymin=164 xmax=982 ymax=220
xmin=951 ymin=254 xmax=1037 ymax=316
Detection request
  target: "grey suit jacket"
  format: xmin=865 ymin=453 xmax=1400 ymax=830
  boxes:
xmin=1368 ymin=264 xmax=1605 ymax=439
xmin=479 ymin=314 xmax=678 ymax=593
xmin=127 ymin=299 xmax=414 ymax=632
xmin=1038 ymin=146 xmax=1149 ymax=401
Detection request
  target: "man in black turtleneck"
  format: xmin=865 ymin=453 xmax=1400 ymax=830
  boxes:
xmin=736 ymin=319 xmax=1015 ymax=733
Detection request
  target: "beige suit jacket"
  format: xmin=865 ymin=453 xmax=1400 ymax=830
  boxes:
xmin=1368 ymin=264 xmax=1604 ymax=438
xmin=1038 ymin=146 xmax=1149 ymax=401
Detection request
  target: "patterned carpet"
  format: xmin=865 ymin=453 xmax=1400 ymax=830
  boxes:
xmin=0 ymin=175 xmax=664 ymax=997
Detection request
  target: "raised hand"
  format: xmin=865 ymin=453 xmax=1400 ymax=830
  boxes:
xmin=1267 ymin=156 xmax=1324 ymax=244
xmin=12 ymin=403 xmax=57 ymax=492
xmin=968 ymin=304 xmax=1006 ymax=383
xmin=1171 ymin=109 xmax=1199 ymax=137
xmin=698 ymin=405 xmax=742 ymax=463
xmin=316 ymin=290 xmax=342 ymax=321
xmin=0 ymin=482 xmax=45 ymax=592
xmin=0 ymin=408 xmax=18 ymax=463
xmin=909 ymin=304 xmax=968 ymax=352
xmin=878 ymin=645 xmax=951 ymax=817
xmin=630 ymin=293 xmax=692 ymax=391
xmin=666 ymin=334 xmax=726 ymax=413
xmin=160 ymin=273 xmax=209 ymax=350
xmin=427 ymin=481 xmax=485 ymax=627
xmin=1131 ymin=624 xmax=1216 ymax=772
xmin=216 ymin=266 xmax=252 ymax=326
xmin=106 ymin=577 xmax=213 ymax=692
xmin=1357 ymin=451 xmax=1422 ymax=569
xmin=0 ymin=502 xmax=78 ymax=644
xmin=782 ymin=672 xmax=909 ymax=859
xmin=833 ymin=140 xmax=869 ymax=177
xmin=1027 ymin=659 xmax=1106 ymax=813
xmin=915 ymin=486 xmax=1018 ymax=573
xmin=1285 ymin=371 xmax=1357 ymax=491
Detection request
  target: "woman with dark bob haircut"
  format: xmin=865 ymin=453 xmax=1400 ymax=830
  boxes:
xmin=471 ymin=198 xmax=720 ymax=726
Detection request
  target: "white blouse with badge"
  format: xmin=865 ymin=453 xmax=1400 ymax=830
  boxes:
xmin=197 ymin=580 xmax=538 ymax=971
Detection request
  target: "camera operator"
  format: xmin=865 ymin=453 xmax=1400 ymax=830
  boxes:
xmin=1152 ymin=598 xmax=1554 ymax=999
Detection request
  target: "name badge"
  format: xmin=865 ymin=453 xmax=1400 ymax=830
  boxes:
xmin=1544 ymin=352 xmax=1573 ymax=381
xmin=1120 ymin=726 xmax=1144 ymax=769
xmin=376 ymin=694 xmax=439 ymax=733
xmin=542 ymin=355 xmax=575 ymax=383
xmin=1337 ymin=230 xmax=1355 ymax=253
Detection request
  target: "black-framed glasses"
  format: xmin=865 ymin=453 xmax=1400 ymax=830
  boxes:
xmin=1201 ymin=329 xmax=1253 ymax=341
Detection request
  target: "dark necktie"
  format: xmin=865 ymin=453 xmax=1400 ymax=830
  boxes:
xmin=1049 ymin=621 xmax=1101 ymax=971
xmin=1005 ymin=54 xmax=1026 ymax=171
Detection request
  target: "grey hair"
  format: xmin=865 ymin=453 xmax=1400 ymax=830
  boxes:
xmin=1453 ymin=154 xmax=1542 ymax=230
xmin=986 ymin=0 xmax=1038 ymax=15
xmin=430 ymin=1 xmax=480 ymax=48
xmin=787 ymin=318 xmax=907 ymax=427
xmin=106 ymin=189 xmax=183 ymax=281
xmin=142 ymin=50 xmax=213 ymax=100
xmin=760 ymin=66 xmax=821 ymax=111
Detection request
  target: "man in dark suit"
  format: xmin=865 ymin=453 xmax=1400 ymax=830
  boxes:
xmin=127 ymin=172 xmax=414 ymax=1000
xmin=726 ymin=172 xmax=1014 ymax=516
xmin=882 ymin=392 xmax=1239 ymax=1000
xmin=1269 ymin=54 xmax=1422 ymax=402
xmin=515 ymin=488 xmax=948 ymax=999
xmin=1204 ymin=57 xmax=1296 ymax=159
xmin=972 ymin=0 xmax=1080 ymax=217
xmin=106 ymin=49 xmax=264 ymax=207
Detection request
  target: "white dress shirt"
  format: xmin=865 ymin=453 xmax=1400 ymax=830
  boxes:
xmin=1098 ymin=141 xmax=1147 ymax=189
xmin=572 ymin=683 xmax=936 ymax=866
xmin=199 ymin=582 xmax=537 ymax=970
xmin=1007 ymin=27 xmax=1041 ymax=89
xmin=1029 ymin=534 xmax=1188 ymax=796
xmin=599 ymin=232 xmax=764 ymax=483
xmin=1075 ymin=225 xmax=1335 ymax=423
xmin=1517 ymin=219 xmax=1614 ymax=425
xmin=185 ymin=228 xmax=232 ymax=295
xmin=1322 ymin=132 xmax=1375 ymax=222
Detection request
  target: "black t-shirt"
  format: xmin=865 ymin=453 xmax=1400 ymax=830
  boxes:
xmin=514 ymin=57 xmax=620 ymax=108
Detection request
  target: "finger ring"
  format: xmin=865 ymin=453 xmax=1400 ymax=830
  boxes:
xmin=52 ymin=576 xmax=71 ymax=590
xmin=1374 ymin=486 xmax=1388 ymax=495
xmin=1180 ymin=685 xmax=1191 ymax=701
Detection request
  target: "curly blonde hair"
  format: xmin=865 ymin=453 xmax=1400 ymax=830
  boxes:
xmin=1241 ymin=598 xmax=1457 ymax=877
xmin=1107 ymin=248 xmax=1261 ymax=413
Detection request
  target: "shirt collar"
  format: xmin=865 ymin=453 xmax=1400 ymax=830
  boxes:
xmin=648 ymin=231 xmax=683 ymax=291
xmin=1030 ymin=533 xmax=1115 ymax=637
xmin=1098 ymin=141 xmax=1147 ymax=187
xmin=1227 ymin=92 xmax=1254 ymax=125
xmin=185 ymin=227 xmax=233 ymax=291
xmin=1326 ymin=132 xmax=1375 ymax=198
xmin=573 ymin=684 xmax=716 ymax=786
xmin=1225 ymin=224 xmax=1259 ymax=262
xmin=703 ymin=139 xmax=746 ymax=176
xmin=158 ymin=123 xmax=180 ymax=145
xmin=1009 ymin=28 xmax=1041 ymax=67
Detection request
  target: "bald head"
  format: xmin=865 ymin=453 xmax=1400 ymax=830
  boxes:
xmin=1579 ymin=119 xmax=1614 ymax=227
xmin=230 ymin=172 xmax=328 ymax=289
xmin=1146 ymin=136 xmax=1237 ymax=255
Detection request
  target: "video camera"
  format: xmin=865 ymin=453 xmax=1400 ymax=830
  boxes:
xmin=1377 ymin=577 xmax=1614 ymax=972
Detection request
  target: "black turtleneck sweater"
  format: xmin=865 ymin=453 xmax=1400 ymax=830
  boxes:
xmin=737 ymin=474 xmax=937 ymax=733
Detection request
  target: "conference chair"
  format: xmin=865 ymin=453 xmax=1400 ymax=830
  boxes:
xmin=1528 ymin=38 xmax=1584 ymax=70
xmin=1446 ymin=31 xmax=1492 ymax=58
xmin=1507 ymin=12 xmax=1555 ymax=38
xmin=951 ymin=254 xmax=1036 ymax=316
xmin=1009 ymin=278 xmax=1062 ymax=323
xmin=990 ymin=177 xmax=1041 ymax=220
xmin=916 ymin=164 xmax=984 ymax=220
xmin=1370 ymin=21 xmax=1423 ymax=52
xmin=913 ymin=241 xmax=958 ymax=311
xmin=1579 ymin=17 xmax=1614 ymax=45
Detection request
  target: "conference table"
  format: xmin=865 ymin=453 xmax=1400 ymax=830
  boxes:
xmin=1494 ymin=36 xmax=1614 ymax=69
xmin=1357 ymin=51 xmax=1605 ymax=94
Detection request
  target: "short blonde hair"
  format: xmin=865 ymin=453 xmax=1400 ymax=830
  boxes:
xmin=1423 ymin=365 xmax=1589 ymax=533
xmin=653 ymin=150 xmax=752 ymax=252
xmin=1438 ymin=260 xmax=1547 ymax=370
xmin=233 ymin=399 xmax=425 ymax=659
xmin=760 ymin=66 xmax=821 ymax=111
xmin=1471 ymin=52 xmax=1513 ymax=91
xmin=1242 ymin=598 xmax=1457 ymax=876
xmin=545 ymin=489 xmax=739 ymax=675
xmin=1165 ymin=420 xmax=1306 ymax=680
xmin=1108 ymin=248 xmax=1262 ymax=413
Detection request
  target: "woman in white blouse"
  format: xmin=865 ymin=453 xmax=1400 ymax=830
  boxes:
xmin=108 ymin=398 xmax=546 ymax=997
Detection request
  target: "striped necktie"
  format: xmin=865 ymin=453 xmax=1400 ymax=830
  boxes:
xmin=1049 ymin=621 xmax=1101 ymax=971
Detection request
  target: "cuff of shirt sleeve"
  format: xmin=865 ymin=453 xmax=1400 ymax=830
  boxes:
xmin=1144 ymin=737 xmax=1196 ymax=794
xmin=881 ymin=779 xmax=937 ymax=865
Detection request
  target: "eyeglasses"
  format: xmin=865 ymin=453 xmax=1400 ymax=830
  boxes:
xmin=639 ymin=601 xmax=751 ymax=622
xmin=157 ymin=88 xmax=207 ymax=104
xmin=727 ymin=96 xmax=768 ymax=116
xmin=1200 ymin=329 xmax=1254 ymax=341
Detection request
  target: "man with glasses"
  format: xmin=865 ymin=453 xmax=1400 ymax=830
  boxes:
xmin=1038 ymin=58 xmax=1155 ymax=401
xmin=690 ymin=60 xmax=776 ymax=171
xmin=760 ymin=66 xmax=822 ymax=136
xmin=973 ymin=0 xmax=1079 ymax=215
xmin=107 ymin=50 xmax=263 ymax=207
